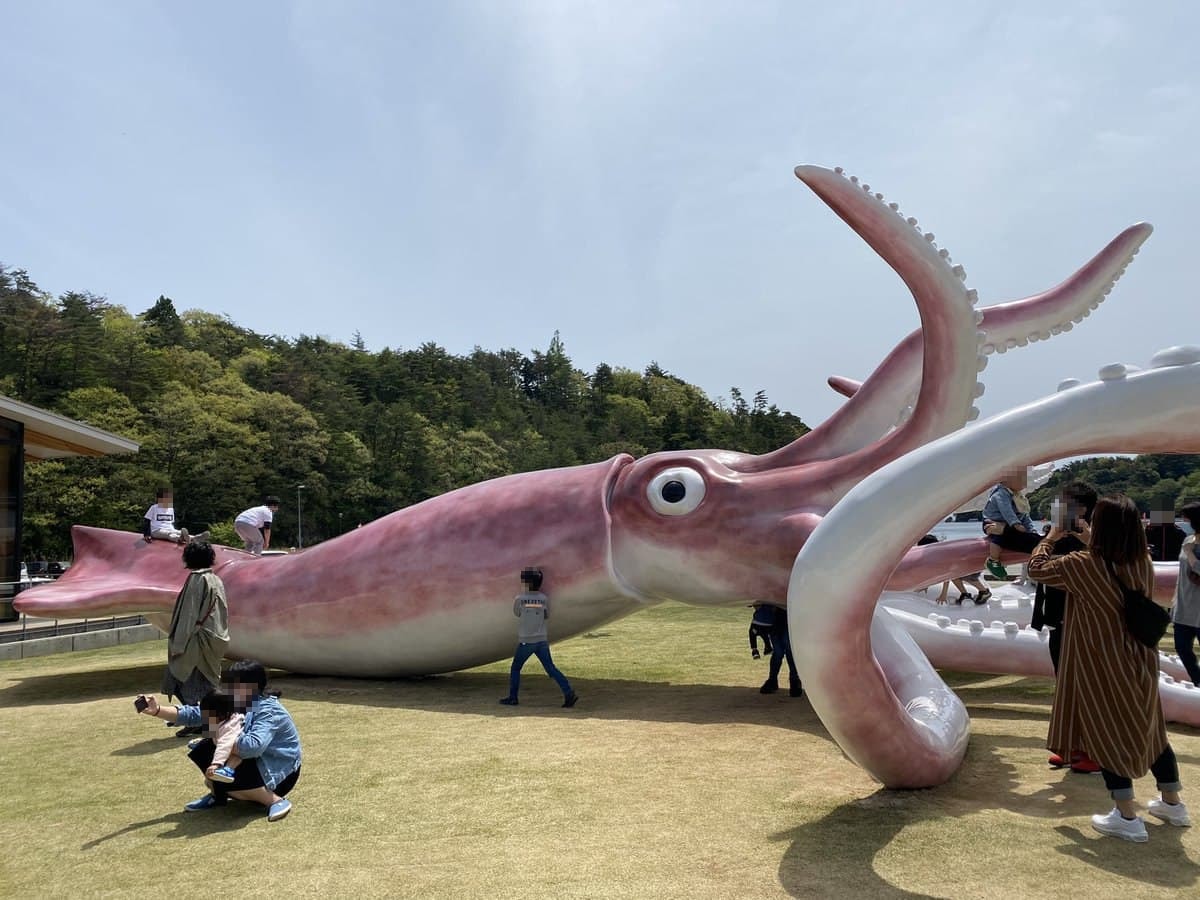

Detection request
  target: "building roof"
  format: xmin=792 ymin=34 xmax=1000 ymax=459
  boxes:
xmin=0 ymin=395 xmax=139 ymax=461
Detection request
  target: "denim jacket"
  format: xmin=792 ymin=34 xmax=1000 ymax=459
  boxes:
xmin=176 ymin=694 xmax=302 ymax=790
xmin=982 ymin=484 xmax=1035 ymax=532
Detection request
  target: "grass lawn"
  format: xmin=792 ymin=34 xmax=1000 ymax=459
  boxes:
xmin=2 ymin=602 xmax=1200 ymax=899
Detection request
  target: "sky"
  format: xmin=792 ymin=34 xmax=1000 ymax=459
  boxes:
xmin=3 ymin=1 xmax=1199 ymax=430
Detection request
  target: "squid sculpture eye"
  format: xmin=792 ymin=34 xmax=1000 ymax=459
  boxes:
xmin=646 ymin=467 xmax=707 ymax=516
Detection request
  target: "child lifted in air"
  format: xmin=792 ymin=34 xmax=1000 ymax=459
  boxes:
xmin=981 ymin=468 xmax=1041 ymax=579
xmin=197 ymin=689 xmax=245 ymax=785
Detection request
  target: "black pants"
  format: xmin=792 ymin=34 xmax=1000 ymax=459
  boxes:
xmin=991 ymin=524 xmax=1042 ymax=554
xmin=1048 ymin=627 xmax=1062 ymax=674
xmin=1100 ymin=744 xmax=1181 ymax=799
xmin=1175 ymin=623 xmax=1200 ymax=686
xmin=749 ymin=624 xmax=773 ymax=657
xmin=768 ymin=632 xmax=799 ymax=685
xmin=188 ymin=738 xmax=300 ymax=800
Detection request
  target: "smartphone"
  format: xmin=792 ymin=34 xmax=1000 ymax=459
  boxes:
xmin=134 ymin=695 xmax=149 ymax=713
xmin=1050 ymin=499 xmax=1065 ymax=529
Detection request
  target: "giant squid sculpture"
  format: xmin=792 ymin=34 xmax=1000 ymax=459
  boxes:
xmin=18 ymin=165 xmax=1200 ymax=789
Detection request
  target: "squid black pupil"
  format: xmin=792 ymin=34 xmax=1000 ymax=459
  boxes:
xmin=661 ymin=480 xmax=686 ymax=503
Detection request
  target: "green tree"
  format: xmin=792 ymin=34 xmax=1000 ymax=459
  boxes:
xmin=140 ymin=295 xmax=186 ymax=347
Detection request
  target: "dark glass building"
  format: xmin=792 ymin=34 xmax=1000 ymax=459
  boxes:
xmin=0 ymin=396 xmax=138 ymax=620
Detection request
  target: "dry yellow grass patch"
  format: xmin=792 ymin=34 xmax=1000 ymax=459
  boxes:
xmin=2 ymin=603 xmax=1199 ymax=898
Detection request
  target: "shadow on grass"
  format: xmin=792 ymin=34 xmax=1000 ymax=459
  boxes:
xmin=1052 ymin=823 xmax=1200 ymax=887
xmin=773 ymin=732 xmax=1200 ymax=897
xmin=112 ymin=734 xmax=198 ymax=757
xmin=0 ymin=663 xmax=164 ymax=707
xmin=81 ymin=804 xmax=260 ymax=849
xmin=271 ymin=670 xmax=834 ymax=732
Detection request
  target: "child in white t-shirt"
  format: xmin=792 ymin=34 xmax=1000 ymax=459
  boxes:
xmin=143 ymin=487 xmax=188 ymax=544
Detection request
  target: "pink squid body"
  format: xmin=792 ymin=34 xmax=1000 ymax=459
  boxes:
xmin=17 ymin=456 xmax=644 ymax=677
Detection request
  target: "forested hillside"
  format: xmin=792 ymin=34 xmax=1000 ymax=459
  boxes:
xmin=1 ymin=265 xmax=809 ymax=557
xmin=1030 ymin=454 xmax=1200 ymax=518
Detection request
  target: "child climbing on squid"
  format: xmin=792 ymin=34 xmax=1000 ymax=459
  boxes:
xmin=916 ymin=534 xmax=991 ymax=605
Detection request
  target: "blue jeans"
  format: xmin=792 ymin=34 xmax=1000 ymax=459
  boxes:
xmin=1175 ymin=623 xmax=1200 ymax=686
xmin=508 ymin=641 xmax=572 ymax=699
xmin=768 ymin=630 xmax=799 ymax=685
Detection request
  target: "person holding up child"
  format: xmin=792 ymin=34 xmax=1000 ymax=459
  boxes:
xmin=981 ymin=468 xmax=1041 ymax=579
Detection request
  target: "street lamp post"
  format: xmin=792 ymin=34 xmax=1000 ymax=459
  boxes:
xmin=296 ymin=484 xmax=306 ymax=549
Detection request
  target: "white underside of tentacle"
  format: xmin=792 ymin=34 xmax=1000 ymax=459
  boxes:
xmin=878 ymin=595 xmax=1200 ymax=728
xmin=789 ymin=348 xmax=1200 ymax=788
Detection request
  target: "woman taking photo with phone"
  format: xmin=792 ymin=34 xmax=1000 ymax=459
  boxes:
xmin=1028 ymin=493 xmax=1187 ymax=843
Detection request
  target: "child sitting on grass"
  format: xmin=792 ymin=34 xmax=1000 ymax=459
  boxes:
xmin=198 ymin=689 xmax=245 ymax=784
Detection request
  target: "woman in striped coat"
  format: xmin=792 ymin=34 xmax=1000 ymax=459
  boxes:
xmin=1028 ymin=493 xmax=1189 ymax=842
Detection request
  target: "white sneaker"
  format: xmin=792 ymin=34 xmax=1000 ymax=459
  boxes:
xmin=1091 ymin=808 xmax=1148 ymax=842
xmin=1147 ymin=798 xmax=1192 ymax=827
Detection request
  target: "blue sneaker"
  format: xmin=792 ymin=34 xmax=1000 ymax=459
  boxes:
xmin=210 ymin=765 xmax=236 ymax=784
xmin=185 ymin=794 xmax=221 ymax=811
xmin=267 ymin=798 xmax=292 ymax=822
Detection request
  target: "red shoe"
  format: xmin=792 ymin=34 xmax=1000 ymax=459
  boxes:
xmin=1048 ymin=753 xmax=1067 ymax=768
xmin=1070 ymin=753 xmax=1101 ymax=774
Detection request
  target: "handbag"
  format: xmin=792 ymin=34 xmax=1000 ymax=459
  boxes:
xmin=1104 ymin=559 xmax=1170 ymax=649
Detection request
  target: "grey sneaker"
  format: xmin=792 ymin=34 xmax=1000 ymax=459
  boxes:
xmin=1147 ymin=798 xmax=1191 ymax=826
xmin=178 ymin=528 xmax=190 ymax=544
xmin=1091 ymin=807 xmax=1148 ymax=842
xmin=190 ymin=530 xmax=211 ymax=544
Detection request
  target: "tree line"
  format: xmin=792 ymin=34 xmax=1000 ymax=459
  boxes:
xmin=1 ymin=265 xmax=810 ymax=558
xmin=1030 ymin=454 xmax=1200 ymax=519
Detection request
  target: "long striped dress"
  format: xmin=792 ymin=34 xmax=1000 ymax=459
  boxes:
xmin=1027 ymin=538 xmax=1164 ymax=778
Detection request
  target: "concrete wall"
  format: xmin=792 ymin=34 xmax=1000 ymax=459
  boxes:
xmin=0 ymin=624 xmax=162 ymax=661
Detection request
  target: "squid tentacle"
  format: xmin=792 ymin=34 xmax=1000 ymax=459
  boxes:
xmin=812 ymin=223 xmax=1153 ymax=460
xmin=789 ymin=349 xmax=1200 ymax=788
xmin=749 ymin=166 xmax=981 ymax=500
